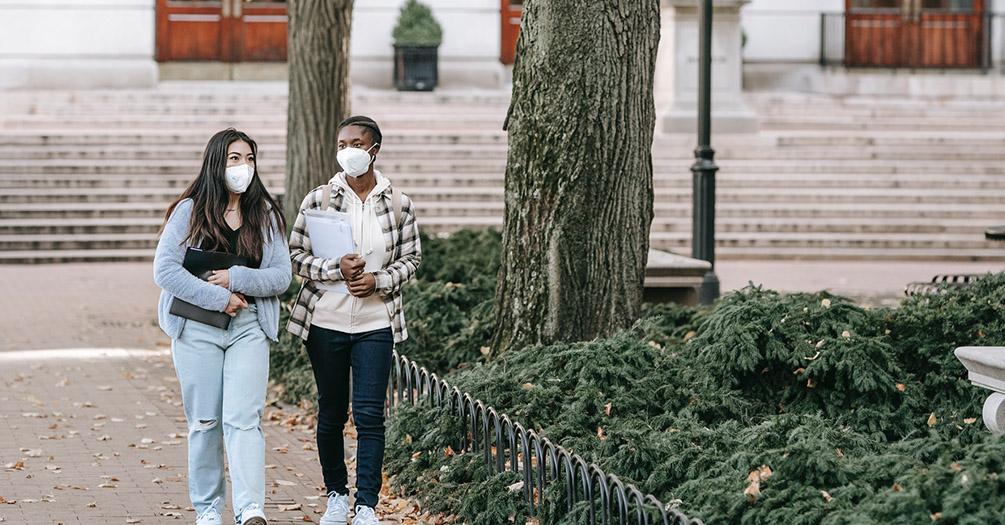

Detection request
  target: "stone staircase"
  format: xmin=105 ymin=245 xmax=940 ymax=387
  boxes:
xmin=0 ymin=82 xmax=1003 ymax=263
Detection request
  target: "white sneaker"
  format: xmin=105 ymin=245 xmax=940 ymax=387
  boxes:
xmin=351 ymin=505 xmax=380 ymax=525
xmin=195 ymin=506 xmax=222 ymax=525
xmin=237 ymin=503 xmax=268 ymax=525
xmin=319 ymin=493 xmax=349 ymax=524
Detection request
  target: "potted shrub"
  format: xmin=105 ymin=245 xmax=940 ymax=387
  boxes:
xmin=392 ymin=0 xmax=443 ymax=91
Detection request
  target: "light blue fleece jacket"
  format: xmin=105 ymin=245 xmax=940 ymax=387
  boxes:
xmin=153 ymin=198 xmax=292 ymax=342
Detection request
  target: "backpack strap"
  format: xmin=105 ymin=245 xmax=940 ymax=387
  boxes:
xmin=391 ymin=185 xmax=404 ymax=230
xmin=323 ymin=182 xmax=402 ymax=228
xmin=320 ymin=183 xmax=332 ymax=211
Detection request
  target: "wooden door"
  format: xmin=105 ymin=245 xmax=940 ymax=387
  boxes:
xmin=501 ymin=0 xmax=522 ymax=65
xmin=233 ymin=0 xmax=287 ymax=62
xmin=156 ymin=0 xmax=287 ymax=62
xmin=845 ymin=0 xmax=984 ymax=68
xmin=909 ymin=0 xmax=983 ymax=67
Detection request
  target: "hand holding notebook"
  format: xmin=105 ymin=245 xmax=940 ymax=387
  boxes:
xmin=168 ymin=247 xmax=250 ymax=329
xmin=303 ymin=209 xmax=355 ymax=294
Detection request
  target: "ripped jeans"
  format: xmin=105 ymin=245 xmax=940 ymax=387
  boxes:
xmin=172 ymin=303 xmax=269 ymax=521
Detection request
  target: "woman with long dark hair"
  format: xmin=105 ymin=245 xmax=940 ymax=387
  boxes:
xmin=288 ymin=116 xmax=421 ymax=525
xmin=154 ymin=128 xmax=291 ymax=525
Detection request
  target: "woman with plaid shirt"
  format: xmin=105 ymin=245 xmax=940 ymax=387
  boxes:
xmin=287 ymin=116 xmax=420 ymax=525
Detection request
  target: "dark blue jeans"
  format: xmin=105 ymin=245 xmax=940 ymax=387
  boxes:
xmin=304 ymin=325 xmax=394 ymax=508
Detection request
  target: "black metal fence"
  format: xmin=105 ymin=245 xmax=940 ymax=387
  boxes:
xmin=820 ymin=12 xmax=1005 ymax=71
xmin=386 ymin=351 xmax=706 ymax=525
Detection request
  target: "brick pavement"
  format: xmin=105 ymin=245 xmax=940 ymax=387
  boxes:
xmin=0 ymin=349 xmax=425 ymax=524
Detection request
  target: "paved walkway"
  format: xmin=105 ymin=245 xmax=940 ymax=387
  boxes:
xmin=0 ymin=347 xmax=428 ymax=524
xmin=1 ymin=258 xmax=1002 ymax=524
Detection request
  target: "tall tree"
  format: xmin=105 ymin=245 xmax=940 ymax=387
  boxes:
xmin=284 ymin=0 xmax=355 ymax=225
xmin=491 ymin=0 xmax=661 ymax=354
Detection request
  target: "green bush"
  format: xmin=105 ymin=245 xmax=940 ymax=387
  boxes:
xmin=392 ymin=0 xmax=443 ymax=46
xmin=271 ymin=227 xmax=1005 ymax=523
xmin=384 ymin=274 xmax=1005 ymax=524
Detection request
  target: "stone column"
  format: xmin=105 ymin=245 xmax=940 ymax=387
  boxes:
xmin=662 ymin=0 xmax=757 ymax=134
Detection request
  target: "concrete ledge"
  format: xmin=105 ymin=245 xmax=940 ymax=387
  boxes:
xmin=745 ymin=62 xmax=1005 ymax=99
xmin=0 ymin=58 xmax=157 ymax=91
xmin=352 ymin=58 xmax=507 ymax=90
xmin=644 ymin=249 xmax=712 ymax=305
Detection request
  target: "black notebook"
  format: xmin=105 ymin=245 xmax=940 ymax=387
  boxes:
xmin=168 ymin=247 xmax=250 ymax=330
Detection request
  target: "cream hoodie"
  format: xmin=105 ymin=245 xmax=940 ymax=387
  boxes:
xmin=309 ymin=171 xmax=392 ymax=334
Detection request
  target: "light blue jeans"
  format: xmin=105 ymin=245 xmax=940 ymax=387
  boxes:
xmin=172 ymin=304 xmax=268 ymax=521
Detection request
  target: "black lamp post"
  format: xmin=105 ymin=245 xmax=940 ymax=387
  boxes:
xmin=691 ymin=0 xmax=720 ymax=305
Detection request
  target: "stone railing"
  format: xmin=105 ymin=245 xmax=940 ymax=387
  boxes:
xmin=955 ymin=346 xmax=1005 ymax=434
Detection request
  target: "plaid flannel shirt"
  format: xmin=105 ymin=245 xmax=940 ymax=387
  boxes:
xmin=287 ymin=182 xmax=421 ymax=343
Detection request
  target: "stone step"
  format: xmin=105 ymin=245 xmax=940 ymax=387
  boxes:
xmin=0 ymin=114 xmax=505 ymax=129
xmin=3 ymin=158 xmax=1004 ymax=176
xmin=6 ymin=170 xmax=1005 ymax=193
xmin=3 ymin=197 xmax=1000 ymax=221
xmin=6 ymin=144 xmax=1005 ymax=162
xmin=4 ymin=243 xmax=1003 ymax=264
xmin=0 ymin=130 xmax=507 ymax=147
xmin=650 ymin=231 xmax=996 ymax=250
xmin=0 ymin=215 xmax=990 ymax=239
xmin=2 ymin=230 xmax=1000 ymax=263
xmin=1 ymin=188 xmax=1000 ymax=219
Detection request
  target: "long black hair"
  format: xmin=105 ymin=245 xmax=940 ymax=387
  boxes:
xmin=160 ymin=128 xmax=286 ymax=259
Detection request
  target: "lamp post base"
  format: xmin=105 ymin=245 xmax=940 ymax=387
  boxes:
xmin=697 ymin=271 xmax=720 ymax=305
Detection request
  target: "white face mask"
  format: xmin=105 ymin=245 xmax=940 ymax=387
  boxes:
xmin=225 ymin=163 xmax=254 ymax=194
xmin=337 ymin=144 xmax=379 ymax=178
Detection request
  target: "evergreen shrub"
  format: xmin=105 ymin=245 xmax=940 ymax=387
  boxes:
xmin=271 ymin=228 xmax=1005 ymax=523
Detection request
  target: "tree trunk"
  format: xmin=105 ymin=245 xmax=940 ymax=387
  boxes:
xmin=284 ymin=0 xmax=354 ymax=226
xmin=491 ymin=0 xmax=661 ymax=355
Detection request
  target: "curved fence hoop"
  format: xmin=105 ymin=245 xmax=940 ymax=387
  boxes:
xmin=386 ymin=351 xmax=703 ymax=525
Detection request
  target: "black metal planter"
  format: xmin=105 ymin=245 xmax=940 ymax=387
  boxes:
xmin=393 ymin=44 xmax=439 ymax=91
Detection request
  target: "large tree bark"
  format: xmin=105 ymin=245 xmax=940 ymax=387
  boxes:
xmin=491 ymin=0 xmax=661 ymax=354
xmin=284 ymin=0 xmax=354 ymax=225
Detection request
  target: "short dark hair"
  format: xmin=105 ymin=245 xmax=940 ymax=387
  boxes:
xmin=338 ymin=115 xmax=382 ymax=145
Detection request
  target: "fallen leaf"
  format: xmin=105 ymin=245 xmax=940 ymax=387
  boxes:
xmin=793 ymin=368 xmax=805 ymax=375
xmin=821 ymin=490 xmax=832 ymax=502
xmin=896 ymin=384 xmax=906 ymax=392
xmin=278 ymin=503 xmax=302 ymax=512
xmin=964 ymin=418 xmax=977 ymax=425
xmin=821 ymin=298 xmax=831 ymax=308
xmin=892 ymin=483 xmax=902 ymax=491
xmin=841 ymin=330 xmax=851 ymax=338
xmin=86 ymin=502 xmax=96 ymax=508
xmin=931 ymin=512 xmax=943 ymax=520
xmin=597 ymin=427 xmax=607 ymax=439
xmin=275 ymin=480 xmax=297 ymax=486
xmin=835 ymin=448 xmax=844 ymax=458
xmin=521 ymin=383 xmax=534 ymax=389
xmin=927 ymin=413 xmax=937 ymax=427
xmin=444 ymin=446 xmax=455 ymax=457
xmin=506 ymin=481 xmax=524 ymax=493
xmin=807 ymin=378 xmax=815 ymax=388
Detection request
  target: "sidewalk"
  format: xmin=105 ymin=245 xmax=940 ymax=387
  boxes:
xmin=0 ymin=347 xmax=427 ymax=524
